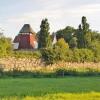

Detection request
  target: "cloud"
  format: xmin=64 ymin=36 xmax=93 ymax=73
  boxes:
xmin=7 ymin=3 xmax=100 ymax=23
xmin=1 ymin=0 xmax=100 ymax=38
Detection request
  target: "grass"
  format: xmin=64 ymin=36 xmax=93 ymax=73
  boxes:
xmin=0 ymin=77 xmax=100 ymax=98
xmin=1 ymin=92 xmax=100 ymax=100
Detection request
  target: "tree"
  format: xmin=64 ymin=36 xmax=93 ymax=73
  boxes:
xmin=55 ymin=38 xmax=69 ymax=50
xmin=41 ymin=38 xmax=69 ymax=64
xmin=69 ymin=37 xmax=77 ymax=49
xmin=54 ymin=38 xmax=69 ymax=60
xmin=41 ymin=48 xmax=56 ymax=64
xmin=72 ymin=49 xmax=94 ymax=62
xmin=77 ymin=16 xmax=92 ymax=48
xmin=38 ymin=18 xmax=52 ymax=49
xmin=91 ymin=31 xmax=100 ymax=41
xmin=76 ymin=24 xmax=84 ymax=48
xmin=90 ymin=40 xmax=100 ymax=62
xmin=0 ymin=37 xmax=12 ymax=57
xmin=56 ymin=26 xmax=76 ymax=44
xmin=82 ymin=16 xmax=91 ymax=48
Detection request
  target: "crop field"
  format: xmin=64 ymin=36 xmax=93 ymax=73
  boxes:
xmin=0 ymin=77 xmax=100 ymax=100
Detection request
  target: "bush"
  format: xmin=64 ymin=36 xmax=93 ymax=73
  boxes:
xmin=72 ymin=49 xmax=94 ymax=62
xmin=0 ymin=37 xmax=12 ymax=57
xmin=0 ymin=67 xmax=3 ymax=77
xmin=41 ymin=38 xmax=69 ymax=64
xmin=41 ymin=48 xmax=56 ymax=64
xmin=13 ymin=50 xmax=41 ymax=59
xmin=90 ymin=41 xmax=100 ymax=62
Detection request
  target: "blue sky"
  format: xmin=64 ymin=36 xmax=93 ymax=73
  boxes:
xmin=0 ymin=0 xmax=100 ymax=38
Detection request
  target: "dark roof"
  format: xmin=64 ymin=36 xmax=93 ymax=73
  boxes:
xmin=19 ymin=24 xmax=35 ymax=34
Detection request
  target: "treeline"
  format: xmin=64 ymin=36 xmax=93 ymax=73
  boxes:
xmin=39 ymin=16 xmax=100 ymax=64
xmin=0 ymin=16 xmax=100 ymax=64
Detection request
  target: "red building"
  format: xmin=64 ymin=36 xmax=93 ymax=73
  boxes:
xmin=13 ymin=24 xmax=37 ymax=50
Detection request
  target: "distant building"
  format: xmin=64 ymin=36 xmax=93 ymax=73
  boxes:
xmin=52 ymin=32 xmax=57 ymax=45
xmin=0 ymin=33 xmax=3 ymax=38
xmin=0 ymin=28 xmax=4 ymax=38
xmin=13 ymin=24 xmax=38 ymax=50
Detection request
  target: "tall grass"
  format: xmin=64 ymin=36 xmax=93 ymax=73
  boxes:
xmin=0 ymin=66 xmax=100 ymax=78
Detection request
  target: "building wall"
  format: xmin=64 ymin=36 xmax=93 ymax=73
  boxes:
xmin=14 ymin=34 xmax=37 ymax=50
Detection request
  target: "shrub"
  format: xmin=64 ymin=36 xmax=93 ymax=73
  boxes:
xmin=0 ymin=67 xmax=3 ymax=77
xmin=0 ymin=37 xmax=12 ymax=57
xmin=41 ymin=38 xmax=69 ymax=64
xmin=41 ymin=48 xmax=56 ymax=64
xmin=13 ymin=50 xmax=41 ymax=59
xmin=53 ymin=38 xmax=69 ymax=61
xmin=72 ymin=49 xmax=94 ymax=62
xmin=90 ymin=41 xmax=100 ymax=62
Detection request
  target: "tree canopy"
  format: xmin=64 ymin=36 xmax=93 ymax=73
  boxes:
xmin=38 ymin=18 xmax=52 ymax=49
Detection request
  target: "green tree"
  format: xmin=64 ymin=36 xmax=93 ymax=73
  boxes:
xmin=82 ymin=16 xmax=91 ymax=48
xmin=41 ymin=48 xmax=56 ymax=64
xmin=0 ymin=37 xmax=12 ymax=57
xmin=77 ymin=16 xmax=92 ymax=48
xmin=72 ymin=49 xmax=94 ymax=62
xmin=76 ymin=24 xmax=84 ymax=48
xmin=38 ymin=18 xmax=52 ymax=49
xmin=69 ymin=37 xmax=77 ymax=49
xmin=91 ymin=31 xmax=100 ymax=41
xmin=41 ymin=38 xmax=69 ymax=64
xmin=56 ymin=26 xmax=76 ymax=44
xmin=54 ymin=38 xmax=69 ymax=61
xmin=90 ymin=40 xmax=100 ymax=62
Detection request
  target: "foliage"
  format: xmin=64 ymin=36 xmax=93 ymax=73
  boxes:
xmin=38 ymin=18 xmax=52 ymax=49
xmin=72 ymin=49 xmax=94 ymax=62
xmin=76 ymin=25 xmax=84 ymax=48
xmin=56 ymin=26 xmax=76 ymax=44
xmin=0 ymin=16 xmax=100 ymax=63
xmin=41 ymin=48 xmax=56 ymax=64
xmin=54 ymin=38 xmax=69 ymax=61
xmin=90 ymin=41 xmax=100 ymax=62
xmin=91 ymin=31 xmax=100 ymax=41
xmin=0 ymin=37 xmax=12 ymax=57
xmin=76 ymin=16 xmax=92 ymax=48
xmin=41 ymin=38 xmax=69 ymax=64
xmin=55 ymin=38 xmax=69 ymax=49
xmin=41 ymin=46 xmax=95 ymax=64
xmin=69 ymin=37 xmax=77 ymax=48
xmin=13 ymin=50 xmax=41 ymax=59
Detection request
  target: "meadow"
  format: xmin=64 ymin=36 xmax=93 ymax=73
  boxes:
xmin=0 ymin=77 xmax=100 ymax=100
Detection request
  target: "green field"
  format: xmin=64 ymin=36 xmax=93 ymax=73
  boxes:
xmin=0 ymin=77 xmax=100 ymax=97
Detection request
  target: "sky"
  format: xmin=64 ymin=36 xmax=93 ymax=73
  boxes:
xmin=0 ymin=0 xmax=100 ymax=39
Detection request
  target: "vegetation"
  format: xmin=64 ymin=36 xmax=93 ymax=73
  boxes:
xmin=0 ymin=77 xmax=100 ymax=97
xmin=0 ymin=16 xmax=100 ymax=64
xmin=0 ymin=77 xmax=99 ymax=100
xmin=41 ymin=16 xmax=100 ymax=64
xmin=56 ymin=26 xmax=76 ymax=44
xmin=1 ymin=92 xmax=100 ymax=100
xmin=0 ymin=15 xmax=100 ymax=100
xmin=41 ymin=38 xmax=69 ymax=64
xmin=0 ymin=66 xmax=100 ymax=78
xmin=0 ymin=37 xmax=12 ymax=57
xmin=77 ymin=16 xmax=91 ymax=48
xmin=38 ymin=18 xmax=52 ymax=49
xmin=12 ymin=50 xmax=41 ymax=59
